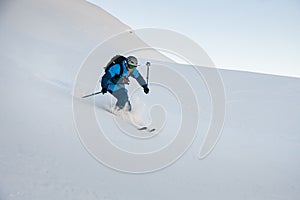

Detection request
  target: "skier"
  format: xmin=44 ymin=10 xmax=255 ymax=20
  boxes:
xmin=100 ymin=55 xmax=150 ymax=111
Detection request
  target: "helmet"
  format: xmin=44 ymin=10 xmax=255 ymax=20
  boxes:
xmin=127 ymin=56 xmax=138 ymax=67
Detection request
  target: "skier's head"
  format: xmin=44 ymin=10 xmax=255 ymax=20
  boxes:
xmin=127 ymin=56 xmax=138 ymax=69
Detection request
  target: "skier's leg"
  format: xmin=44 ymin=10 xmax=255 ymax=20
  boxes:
xmin=126 ymin=100 xmax=132 ymax=111
xmin=111 ymin=88 xmax=131 ymax=111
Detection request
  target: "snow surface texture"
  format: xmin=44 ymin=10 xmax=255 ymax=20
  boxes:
xmin=1 ymin=0 xmax=300 ymax=199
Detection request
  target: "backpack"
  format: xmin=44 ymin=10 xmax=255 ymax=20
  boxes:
xmin=104 ymin=55 xmax=127 ymax=77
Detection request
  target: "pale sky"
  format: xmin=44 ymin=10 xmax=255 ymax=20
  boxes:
xmin=88 ymin=0 xmax=300 ymax=78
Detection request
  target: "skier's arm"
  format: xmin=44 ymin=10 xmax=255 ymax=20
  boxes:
xmin=100 ymin=64 xmax=120 ymax=89
xmin=132 ymin=69 xmax=149 ymax=94
xmin=132 ymin=69 xmax=147 ymax=87
xmin=101 ymin=72 xmax=111 ymax=89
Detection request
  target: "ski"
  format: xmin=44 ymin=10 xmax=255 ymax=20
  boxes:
xmin=138 ymin=126 xmax=156 ymax=133
xmin=101 ymin=106 xmax=156 ymax=133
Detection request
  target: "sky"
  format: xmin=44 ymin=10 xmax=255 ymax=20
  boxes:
xmin=87 ymin=0 xmax=300 ymax=78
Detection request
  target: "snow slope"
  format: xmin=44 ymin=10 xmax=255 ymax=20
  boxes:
xmin=1 ymin=0 xmax=300 ymax=199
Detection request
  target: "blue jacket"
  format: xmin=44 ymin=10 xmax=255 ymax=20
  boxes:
xmin=101 ymin=60 xmax=147 ymax=92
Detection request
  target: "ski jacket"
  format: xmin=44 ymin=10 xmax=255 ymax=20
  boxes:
xmin=101 ymin=60 xmax=147 ymax=92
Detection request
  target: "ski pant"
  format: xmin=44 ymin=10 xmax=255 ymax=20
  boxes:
xmin=109 ymin=88 xmax=132 ymax=111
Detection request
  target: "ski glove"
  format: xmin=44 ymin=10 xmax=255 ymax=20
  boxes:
xmin=143 ymin=86 xmax=149 ymax=94
xmin=101 ymin=88 xmax=108 ymax=94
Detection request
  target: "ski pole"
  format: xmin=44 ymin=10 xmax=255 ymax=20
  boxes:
xmin=82 ymin=91 xmax=102 ymax=98
xmin=146 ymin=61 xmax=151 ymax=85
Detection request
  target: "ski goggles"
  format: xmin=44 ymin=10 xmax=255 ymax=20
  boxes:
xmin=128 ymin=64 xmax=137 ymax=69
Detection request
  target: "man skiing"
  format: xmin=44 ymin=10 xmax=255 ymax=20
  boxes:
xmin=100 ymin=55 xmax=150 ymax=111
